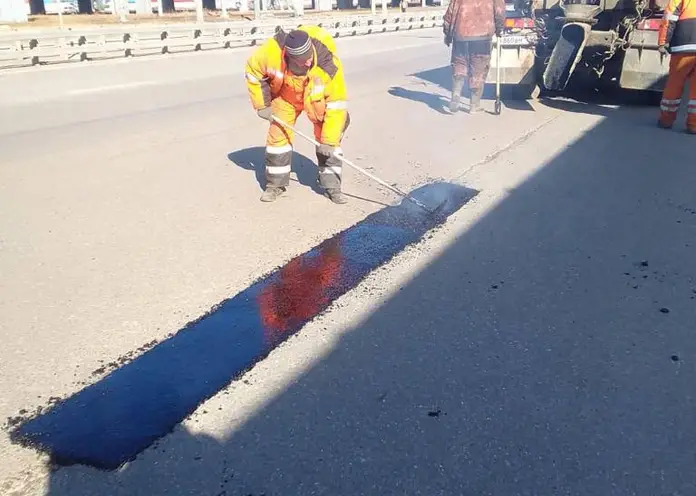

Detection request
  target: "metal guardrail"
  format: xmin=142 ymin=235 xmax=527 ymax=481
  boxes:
xmin=0 ymin=10 xmax=445 ymax=69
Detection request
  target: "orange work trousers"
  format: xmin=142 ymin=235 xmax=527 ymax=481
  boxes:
xmin=266 ymin=97 xmax=324 ymax=150
xmin=658 ymin=53 xmax=696 ymax=132
xmin=264 ymin=97 xmax=348 ymax=190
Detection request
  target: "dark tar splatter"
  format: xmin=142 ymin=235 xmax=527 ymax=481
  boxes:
xmin=10 ymin=181 xmax=477 ymax=471
xmin=671 ymin=355 xmax=680 ymax=362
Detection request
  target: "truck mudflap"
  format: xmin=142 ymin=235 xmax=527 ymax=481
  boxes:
xmin=543 ymin=21 xmax=592 ymax=90
xmin=485 ymin=37 xmax=536 ymax=86
xmin=619 ymin=30 xmax=670 ymax=92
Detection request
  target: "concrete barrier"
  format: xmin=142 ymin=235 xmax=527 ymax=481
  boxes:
xmin=0 ymin=10 xmax=445 ymax=69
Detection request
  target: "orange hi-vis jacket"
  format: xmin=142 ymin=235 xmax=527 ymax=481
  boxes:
xmin=659 ymin=0 xmax=696 ymax=53
xmin=244 ymin=25 xmax=349 ymax=147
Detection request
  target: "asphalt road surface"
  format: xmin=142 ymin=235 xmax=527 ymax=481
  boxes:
xmin=1 ymin=28 xmax=696 ymax=495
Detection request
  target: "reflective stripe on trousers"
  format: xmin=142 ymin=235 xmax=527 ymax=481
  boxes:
xmin=316 ymin=147 xmax=342 ymax=190
xmin=265 ymin=144 xmax=292 ymax=188
xmin=658 ymin=53 xmax=696 ymax=129
xmin=689 ymin=100 xmax=696 ymax=114
xmin=661 ymin=98 xmax=681 ymax=113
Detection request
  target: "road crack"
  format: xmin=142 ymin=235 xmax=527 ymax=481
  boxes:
xmin=449 ymin=114 xmax=560 ymax=182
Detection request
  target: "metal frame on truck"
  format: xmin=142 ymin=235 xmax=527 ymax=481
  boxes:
xmin=487 ymin=0 xmax=670 ymax=98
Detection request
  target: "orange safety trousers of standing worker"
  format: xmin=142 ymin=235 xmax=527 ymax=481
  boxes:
xmin=658 ymin=54 xmax=696 ymax=133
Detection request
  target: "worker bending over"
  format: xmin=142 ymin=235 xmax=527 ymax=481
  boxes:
xmin=658 ymin=0 xmax=696 ymax=134
xmin=443 ymin=0 xmax=505 ymax=114
xmin=245 ymin=26 xmax=350 ymax=203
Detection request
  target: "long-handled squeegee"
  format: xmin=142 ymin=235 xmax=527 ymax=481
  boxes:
xmin=272 ymin=116 xmax=443 ymax=216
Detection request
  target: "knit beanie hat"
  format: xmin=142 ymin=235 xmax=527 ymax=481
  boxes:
xmin=284 ymin=30 xmax=312 ymax=60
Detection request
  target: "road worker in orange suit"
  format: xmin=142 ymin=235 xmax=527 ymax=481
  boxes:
xmin=657 ymin=0 xmax=696 ymax=134
xmin=256 ymin=238 xmax=343 ymax=346
xmin=245 ymin=26 xmax=351 ymax=204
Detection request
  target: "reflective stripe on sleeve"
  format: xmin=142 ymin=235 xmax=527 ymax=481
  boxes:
xmin=669 ymin=44 xmax=696 ymax=53
xmin=326 ymin=100 xmax=348 ymax=110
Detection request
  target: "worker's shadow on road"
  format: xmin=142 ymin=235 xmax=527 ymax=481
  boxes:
xmin=388 ymin=86 xmax=452 ymax=114
xmin=227 ymin=146 xmax=323 ymax=194
xmin=227 ymin=146 xmax=391 ymax=207
xmin=392 ymin=66 xmax=536 ymax=113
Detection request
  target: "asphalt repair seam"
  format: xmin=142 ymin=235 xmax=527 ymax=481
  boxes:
xmin=449 ymin=115 xmax=560 ymax=182
xmin=9 ymin=181 xmax=478 ymax=471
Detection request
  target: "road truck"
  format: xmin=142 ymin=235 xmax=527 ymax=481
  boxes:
xmin=489 ymin=0 xmax=671 ymax=98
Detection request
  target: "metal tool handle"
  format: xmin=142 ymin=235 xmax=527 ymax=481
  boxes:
xmin=271 ymin=116 xmax=435 ymax=213
xmin=496 ymin=37 xmax=502 ymax=97
xmin=495 ymin=36 xmax=502 ymax=115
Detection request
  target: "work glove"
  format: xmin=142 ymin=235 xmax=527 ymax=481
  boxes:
xmin=658 ymin=44 xmax=669 ymax=56
xmin=444 ymin=34 xmax=452 ymax=47
xmin=317 ymin=144 xmax=337 ymax=158
xmin=257 ymin=107 xmax=273 ymax=121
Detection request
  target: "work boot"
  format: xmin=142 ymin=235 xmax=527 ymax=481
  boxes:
xmin=448 ymin=76 xmax=465 ymax=114
xmin=469 ymin=87 xmax=484 ymax=114
xmin=325 ymin=188 xmax=347 ymax=204
xmin=260 ymin=186 xmax=286 ymax=202
xmin=657 ymin=120 xmax=673 ymax=130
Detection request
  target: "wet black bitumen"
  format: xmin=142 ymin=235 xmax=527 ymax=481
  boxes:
xmin=10 ymin=181 xmax=478 ymax=470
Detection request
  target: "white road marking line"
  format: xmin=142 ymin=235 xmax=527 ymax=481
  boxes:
xmin=68 ymin=81 xmax=158 ymax=95
xmin=347 ymin=40 xmax=440 ymax=57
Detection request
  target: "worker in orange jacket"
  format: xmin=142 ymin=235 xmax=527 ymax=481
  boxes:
xmin=257 ymin=238 xmax=343 ymax=346
xmin=657 ymin=0 xmax=696 ymax=134
xmin=245 ymin=25 xmax=351 ymax=204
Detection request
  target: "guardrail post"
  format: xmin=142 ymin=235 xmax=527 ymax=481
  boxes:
xmin=161 ymin=30 xmax=169 ymax=54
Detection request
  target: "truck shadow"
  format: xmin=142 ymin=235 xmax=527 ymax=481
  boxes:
xmin=39 ymin=99 xmax=696 ymax=496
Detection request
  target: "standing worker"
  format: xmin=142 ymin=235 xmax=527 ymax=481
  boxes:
xmin=442 ymin=0 xmax=506 ymax=114
xmin=657 ymin=0 xmax=696 ymax=134
xmin=245 ymin=26 xmax=350 ymax=204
